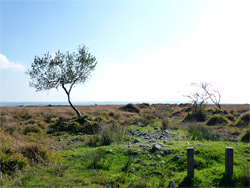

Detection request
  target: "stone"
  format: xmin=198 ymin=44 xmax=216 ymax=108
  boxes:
xmin=172 ymin=155 xmax=181 ymax=162
xmin=147 ymin=153 xmax=152 ymax=158
xmin=130 ymin=167 xmax=135 ymax=173
xmin=151 ymin=144 xmax=161 ymax=152
xmin=159 ymin=151 xmax=166 ymax=156
xmin=132 ymin=139 xmax=140 ymax=144
xmin=166 ymin=149 xmax=173 ymax=155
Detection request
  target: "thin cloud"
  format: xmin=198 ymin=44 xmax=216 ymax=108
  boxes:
xmin=0 ymin=54 xmax=26 ymax=71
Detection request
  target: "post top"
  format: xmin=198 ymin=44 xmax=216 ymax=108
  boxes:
xmin=225 ymin=147 xmax=233 ymax=149
xmin=187 ymin=147 xmax=194 ymax=150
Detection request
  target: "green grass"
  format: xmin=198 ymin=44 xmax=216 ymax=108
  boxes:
xmin=2 ymin=138 xmax=249 ymax=187
xmin=1 ymin=104 xmax=250 ymax=187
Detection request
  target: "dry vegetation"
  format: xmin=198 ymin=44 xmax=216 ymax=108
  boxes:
xmin=0 ymin=103 xmax=249 ymax=187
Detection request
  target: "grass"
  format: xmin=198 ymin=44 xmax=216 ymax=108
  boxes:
xmin=0 ymin=104 xmax=250 ymax=187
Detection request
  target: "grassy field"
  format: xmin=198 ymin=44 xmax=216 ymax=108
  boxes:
xmin=0 ymin=103 xmax=249 ymax=187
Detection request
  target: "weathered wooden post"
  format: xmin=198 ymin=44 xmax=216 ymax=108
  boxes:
xmin=167 ymin=180 xmax=175 ymax=188
xmin=225 ymin=147 xmax=233 ymax=177
xmin=187 ymin=147 xmax=194 ymax=178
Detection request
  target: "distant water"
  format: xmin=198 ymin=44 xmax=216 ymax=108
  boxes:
xmin=0 ymin=101 xmax=186 ymax=107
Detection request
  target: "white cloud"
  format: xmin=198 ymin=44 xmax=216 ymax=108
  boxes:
xmin=0 ymin=54 xmax=26 ymax=71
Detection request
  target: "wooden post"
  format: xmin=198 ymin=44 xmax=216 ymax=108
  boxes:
xmin=167 ymin=180 xmax=175 ymax=188
xmin=225 ymin=147 xmax=233 ymax=177
xmin=187 ymin=147 xmax=194 ymax=178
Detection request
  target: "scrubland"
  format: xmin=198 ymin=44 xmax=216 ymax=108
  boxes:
xmin=0 ymin=103 xmax=249 ymax=187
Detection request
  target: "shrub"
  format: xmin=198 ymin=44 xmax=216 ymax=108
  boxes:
xmin=47 ymin=114 xmax=118 ymax=134
xmin=19 ymin=144 xmax=51 ymax=163
xmin=241 ymin=129 xmax=250 ymax=142
xmin=161 ymin=117 xmax=170 ymax=130
xmin=206 ymin=114 xmax=229 ymax=126
xmin=183 ymin=110 xmax=206 ymax=122
xmin=235 ymin=112 xmax=250 ymax=127
xmin=226 ymin=114 xmax=236 ymax=121
xmin=188 ymin=125 xmax=220 ymax=141
xmin=0 ymin=147 xmax=28 ymax=175
xmin=17 ymin=112 xmax=34 ymax=121
xmin=23 ymin=125 xmax=44 ymax=135
xmin=119 ymin=104 xmax=140 ymax=113
xmin=136 ymin=114 xmax=153 ymax=127
xmin=99 ymin=125 xmax=113 ymax=146
xmin=139 ymin=103 xmax=150 ymax=108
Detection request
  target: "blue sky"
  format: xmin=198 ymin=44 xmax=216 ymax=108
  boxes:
xmin=1 ymin=0 xmax=250 ymax=103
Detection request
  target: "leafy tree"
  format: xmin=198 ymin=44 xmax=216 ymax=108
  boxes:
xmin=27 ymin=45 xmax=97 ymax=119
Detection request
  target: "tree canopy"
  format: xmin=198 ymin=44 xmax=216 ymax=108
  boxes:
xmin=27 ymin=45 xmax=97 ymax=119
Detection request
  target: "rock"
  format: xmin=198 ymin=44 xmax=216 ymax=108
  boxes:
xmin=151 ymin=144 xmax=161 ymax=152
xmin=132 ymin=138 xmax=140 ymax=144
xmin=154 ymin=127 xmax=159 ymax=130
xmin=172 ymin=155 xmax=181 ymax=162
xmin=186 ymin=142 xmax=190 ymax=145
xmin=160 ymin=151 xmax=166 ymax=156
xmin=130 ymin=167 xmax=135 ymax=173
xmin=144 ymin=136 xmax=150 ymax=139
xmin=166 ymin=149 xmax=173 ymax=155
xmin=147 ymin=153 xmax=152 ymax=158
xmin=58 ymin=138 xmax=62 ymax=142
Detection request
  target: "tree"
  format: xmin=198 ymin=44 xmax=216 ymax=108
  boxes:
xmin=27 ymin=45 xmax=97 ymax=119
xmin=184 ymin=82 xmax=210 ymax=112
xmin=202 ymin=83 xmax=222 ymax=109
xmin=184 ymin=82 xmax=222 ymax=110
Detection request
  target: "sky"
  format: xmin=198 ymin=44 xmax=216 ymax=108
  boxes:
xmin=0 ymin=0 xmax=250 ymax=104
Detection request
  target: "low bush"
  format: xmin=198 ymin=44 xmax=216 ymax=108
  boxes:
xmin=226 ymin=114 xmax=236 ymax=122
xmin=206 ymin=114 xmax=229 ymax=126
xmin=136 ymin=114 xmax=154 ymax=127
xmin=188 ymin=125 xmax=220 ymax=141
xmin=19 ymin=144 xmax=51 ymax=163
xmin=47 ymin=114 xmax=120 ymax=135
xmin=86 ymin=123 xmax=124 ymax=146
xmin=0 ymin=147 xmax=28 ymax=175
xmin=17 ymin=112 xmax=34 ymax=121
xmin=241 ymin=129 xmax=250 ymax=142
xmin=119 ymin=104 xmax=140 ymax=113
xmin=23 ymin=125 xmax=44 ymax=135
xmin=183 ymin=110 xmax=206 ymax=122
xmin=235 ymin=112 xmax=250 ymax=127
xmin=161 ymin=117 xmax=170 ymax=130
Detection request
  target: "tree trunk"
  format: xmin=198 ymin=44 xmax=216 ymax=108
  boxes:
xmin=66 ymin=93 xmax=82 ymax=119
xmin=62 ymin=84 xmax=81 ymax=119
